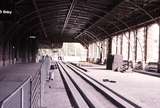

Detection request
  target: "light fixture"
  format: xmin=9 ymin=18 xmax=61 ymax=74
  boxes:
xmin=29 ymin=36 xmax=36 ymax=39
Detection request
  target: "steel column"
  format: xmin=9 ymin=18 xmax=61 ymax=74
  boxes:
xmin=108 ymin=37 xmax=112 ymax=56
xmin=128 ymin=31 xmax=131 ymax=60
xmin=144 ymin=26 xmax=148 ymax=63
xmin=120 ymin=34 xmax=123 ymax=55
xmin=116 ymin=36 xmax=118 ymax=54
xmin=134 ymin=30 xmax=138 ymax=62
xmin=158 ymin=21 xmax=160 ymax=73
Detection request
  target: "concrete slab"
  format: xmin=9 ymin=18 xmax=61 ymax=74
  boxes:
xmin=43 ymin=69 xmax=72 ymax=108
xmin=82 ymin=63 xmax=160 ymax=108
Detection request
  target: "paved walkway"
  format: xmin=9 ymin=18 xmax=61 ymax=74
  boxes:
xmin=43 ymin=68 xmax=72 ymax=108
xmin=81 ymin=63 xmax=160 ymax=108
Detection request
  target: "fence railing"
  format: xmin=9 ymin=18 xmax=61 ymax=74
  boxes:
xmin=0 ymin=77 xmax=31 ymax=108
xmin=0 ymin=63 xmax=43 ymax=108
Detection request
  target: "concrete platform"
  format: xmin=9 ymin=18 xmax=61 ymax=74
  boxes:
xmin=81 ymin=63 xmax=160 ymax=108
xmin=0 ymin=63 xmax=42 ymax=81
xmin=43 ymin=68 xmax=72 ymax=108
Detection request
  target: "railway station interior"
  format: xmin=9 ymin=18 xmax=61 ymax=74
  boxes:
xmin=0 ymin=0 xmax=160 ymax=108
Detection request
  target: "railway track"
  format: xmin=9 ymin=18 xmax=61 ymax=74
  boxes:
xmin=57 ymin=62 xmax=140 ymax=108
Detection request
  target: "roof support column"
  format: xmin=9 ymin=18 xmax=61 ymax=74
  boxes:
xmin=86 ymin=47 xmax=89 ymax=62
xmin=158 ymin=21 xmax=160 ymax=73
xmin=128 ymin=31 xmax=130 ymax=61
xmin=144 ymin=26 xmax=148 ymax=64
xmin=9 ymin=42 xmax=11 ymax=64
xmin=134 ymin=30 xmax=138 ymax=63
xmin=116 ymin=36 xmax=118 ymax=54
xmin=107 ymin=37 xmax=112 ymax=57
xmin=120 ymin=34 xmax=123 ymax=55
xmin=106 ymin=37 xmax=112 ymax=69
